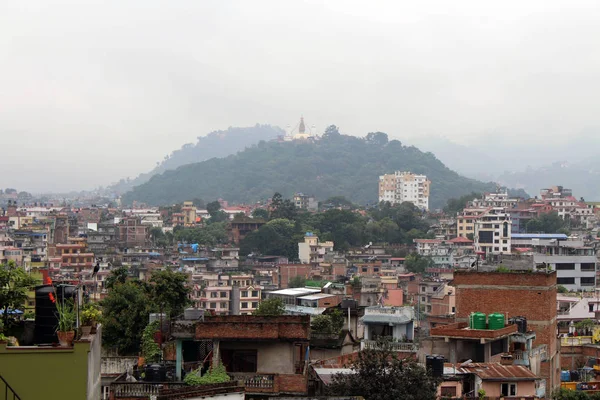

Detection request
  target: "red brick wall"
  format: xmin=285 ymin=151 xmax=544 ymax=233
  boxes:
xmin=453 ymin=271 xmax=559 ymax=390
xmin=195 ymin=315 xmax=310 ymax=340
xmin=277 ymin=374 xmax=307 ymax=394
xmin=279 ymin=264 xmax=312 ymax=289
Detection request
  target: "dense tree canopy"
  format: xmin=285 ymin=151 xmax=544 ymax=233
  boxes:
xmin=101 ymin=268 xmax=189 ymax=354
xmin=0 ymin=261 xmax=37 ymax=327
xmin=526 ymin=212 xmax=569 ymax=234
xmin=444 ymin=192 xmax=481 ymax=215
xmin=123 ymin=130 xmax=499 ymax=208
xmin=253 ymin=298 xmax=285 ymax=316
xmin=174 ymin=222 xmax=229 ymax=246
xmin=240 ymin=199 xmax=434 ymax=258
xmin=327 ymin=340 xmax=439 ymax=400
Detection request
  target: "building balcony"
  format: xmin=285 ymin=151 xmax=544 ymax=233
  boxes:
xmin=228 ymin=373 xmax=307 ymax=395
xmin=361 ymin=340 xmax=418 ymax=352
xmin=111 ymin=381 xmax=185 ymax=398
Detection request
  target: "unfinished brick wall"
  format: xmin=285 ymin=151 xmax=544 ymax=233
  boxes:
xmin=453 ymin=270 xmax=559 ymax=391
xmin=195 ymin=315 xmax=310 ymax=341
xmin=278 ymin=264 xmax=312 ymax=289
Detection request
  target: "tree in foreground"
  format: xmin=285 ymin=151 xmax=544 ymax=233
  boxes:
xmin=327 ymin=340 xmax=439 ymax=400
xmin=0 ymin=261 xmax=37 ymax=328
xmin=253 ymin=298 xmax=285 ymax=316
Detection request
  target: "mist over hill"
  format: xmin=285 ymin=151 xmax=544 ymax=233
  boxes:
xmin=107 ymin=124 xmax=283 ymax=194
xmin=122 ymin=129 xmax=514 ymax=209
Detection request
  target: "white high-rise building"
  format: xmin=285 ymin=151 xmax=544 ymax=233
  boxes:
xmin=378 ymin=171 xmax=431 ymax=211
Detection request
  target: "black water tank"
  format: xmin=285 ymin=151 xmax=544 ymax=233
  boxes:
xmin=34 ymin=284 xmax=77 ymax=344
xmin=426 ymin=355 xmax=445 ymax=377
xmin=144 ymin=364 xmax=167 ymax=382
xmin=516 ymin=316 xmax=527 ymax=334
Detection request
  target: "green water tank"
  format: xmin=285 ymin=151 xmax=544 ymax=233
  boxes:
xmin=470 ymin=312 xmax=487 ymax=330
xmin=488 ymin=313 xmax=505 ymax=330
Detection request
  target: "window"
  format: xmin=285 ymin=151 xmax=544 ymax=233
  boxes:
xmin=426 ymin=305 xmax=432 ymax=312
xmin=451 ymin=306 xmax=456 ymax=313
xmin=581 ymin=277 xmax=595 ymax=286
xmin=252 ymin=290 xmax=259 ymax=297
xmin=241 ymin=302 xmax=248 ymax=309
xmin=501 ymin=383 xmax=516 ymax=397
xmin=373 ymin=267 xmax=379 ymax=273
xmin=252 ymin=302 xmax=258 ymax=308
xmin=557 ymin=277 xmax=575 ymax=285
xmin=210 ymin=302 xmax=217 ymax=309
xmin=494 ymin=247 xmax=500 ymax=251
xmin=421 ymin=296 xmax=426 ymax=302
xmin=220 ymin=292 xmax=227 ymax=298
xmin=362 ymin=267 xmax=368 ymax=272
xmin=421 ymin=287 xmax=426 ymax=292
xmin=581 ymin=263 xmax=596 ymax=271
xmin=221 ymin=302 xmax=227 ymax=308
xmin=241 ymin=291 xmax=248 ymax=297
xmin=494 ymin=239 xmax=499 ymax=244
xmin=556 ymin=263 xmax=575 ymax=270
xmin=221 ymin=349 xmax=257 ymax=373
xmin=502 ymin=239 xmax=508 ymax=244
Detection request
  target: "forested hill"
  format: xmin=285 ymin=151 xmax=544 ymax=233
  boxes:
xmin=107 ymin=124 xmax=283 ymax=194
xmin=122 ymin=128 xmax=501 ymax=209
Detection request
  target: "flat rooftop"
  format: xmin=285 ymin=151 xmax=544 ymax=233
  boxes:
xmin=268 ymin=288 xmax=321 ymax=296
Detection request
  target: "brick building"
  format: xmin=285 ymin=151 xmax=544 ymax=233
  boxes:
xmin=278 ymin=264 xmax=312 ymax=289
xmin=453 ymin=270 xmax=560 ymax=392
xmin=170 ymin=315 xmax=310 ymax=396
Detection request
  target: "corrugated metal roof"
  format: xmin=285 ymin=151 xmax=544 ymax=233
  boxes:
xmin=455 ymin=363 xmax=537 ymax=381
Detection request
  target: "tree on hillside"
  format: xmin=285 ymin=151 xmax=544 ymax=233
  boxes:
xmin=365 ymin=132 xmax=389 ymax=146
xmin=404 ymin=254 xmax=435 ymax=274
xmin=251 ymin=208 xmax=269 ymax=220
xmin=253 ymin=298 xmax=285 ymax=316
xmin=322 ymin=196 xmax=355 ymax=209
xmin=444 ymin=192 xmax=481 ymax=215
xmin=240 ymin=218 xmax=299 ymax=259
xmin=288 ymin=275 xmax=307 ymax=288
xmin=322 ymin=125 xmax=341 ymax=139
xmin=526 ymin=212 xmax=568 ymax=234
xmin=206 ymin=201 xmax=228 ymax=223
xmin=270 ymin=193 xmax=297 ymax=220
xmin=0 ymin=261 xmax=36 ymax=328
xmin=327 ymin=339 xmax=439 ymax=400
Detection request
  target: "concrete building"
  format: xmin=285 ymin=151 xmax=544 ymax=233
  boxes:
xmin=182 ymin=201 xmax=197 ymax=226
xmin=452 ymin=270 xmax=559 ymax=393
xmin=293 ymin=193 xmax=318 ymax=212
xmin=512 ymin=233 xmax=597 ymax=292
xmin=171 ymin=315 xmax=310 ymax=396
xmin=378 ymin=171 xmax=431 ymax=211
xmin=360 ymin=306 xmax=417 ymax=352
xmin=298 ymin=233 xmax=334 ymax=264
xmin=473 ymin=207 xmax=512 ymax=256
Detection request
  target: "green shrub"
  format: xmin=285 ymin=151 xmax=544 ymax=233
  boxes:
xmin=184 ymin=363 xmax=231 ymax=386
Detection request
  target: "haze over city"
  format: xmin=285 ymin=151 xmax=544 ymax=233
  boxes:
xmin=2 ymin=0 xmax=600 ymax=192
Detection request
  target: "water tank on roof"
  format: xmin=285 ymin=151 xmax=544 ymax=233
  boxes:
xmin=184 ymin=308 xmax=204 ymax=320
xmin=34 ymin=284 xmax=77 ymax=344
xmin=510 ymin=316 xmax=527 ymax=333
xmin=426 ymin=355 xmax=445 ymax=378
xmin=488 ymin=313 xmax=505 ymax=330
xmin=469 ymin=312 xmax=487 ymax=330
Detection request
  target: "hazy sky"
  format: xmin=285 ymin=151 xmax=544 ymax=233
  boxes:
xmin=2 ymin=0 xmax=600 ymax=192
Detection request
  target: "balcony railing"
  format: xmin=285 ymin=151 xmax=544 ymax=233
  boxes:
xmin=112 ymin=382 xmax=185 ymax=398
xmin=361 ymin=340 xmax=418 ymax=352
xmin=562 ymin=336 xmax=593 ymax=346
xmin=0 ymin=375 xmax=21 ymax=400
xmin=228 ymin=373 xmax=275 ymax=389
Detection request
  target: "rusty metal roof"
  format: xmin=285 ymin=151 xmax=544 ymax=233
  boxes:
xmin=456 ymin=363 xmax=538 ymax=381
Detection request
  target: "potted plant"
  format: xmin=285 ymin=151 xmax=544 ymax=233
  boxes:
xmin=47 ymin=277 xmax=76 ymax=346
xmin=81 ymin=304 xmax=100 ymax=336
xmin=54 ymin=297 xmax=76 ymax=346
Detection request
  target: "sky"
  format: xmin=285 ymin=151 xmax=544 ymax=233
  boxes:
xmin=2 ymin=0 xmax=600 ymax=192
